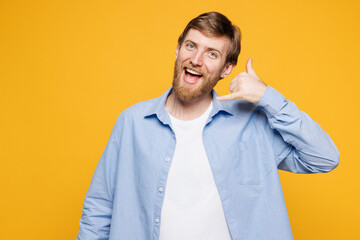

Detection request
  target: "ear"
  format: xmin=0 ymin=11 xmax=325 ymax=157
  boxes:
xmin=220 ymin=63 xmax=235 ymax=79
xmin=175 ymin=45 xmax=180 ymax=59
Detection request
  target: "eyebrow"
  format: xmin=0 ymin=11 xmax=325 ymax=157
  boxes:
xmin=184 ymin=40 xmax=222 ymax=56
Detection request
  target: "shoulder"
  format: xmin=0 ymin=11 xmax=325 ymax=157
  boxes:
xmin=124 ymin=97 xmax=159 ymax=115
xmin=115 ymin=93 xmax=165 ymax=123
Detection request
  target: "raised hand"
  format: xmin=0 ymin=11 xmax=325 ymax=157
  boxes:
xmin=216 ymin=58 xmax=268 ymax=103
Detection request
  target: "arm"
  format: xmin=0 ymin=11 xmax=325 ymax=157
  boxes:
xmin=257 ymin=86 xmax=339 ymax=173
xmin=217 ymin=58 xmax=339 ymax=173
xmin=77 ymin=115 xmax=122 ymax=239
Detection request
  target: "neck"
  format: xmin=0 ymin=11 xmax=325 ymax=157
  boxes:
xmin=165 ymin=91 xmax=212 ymax=121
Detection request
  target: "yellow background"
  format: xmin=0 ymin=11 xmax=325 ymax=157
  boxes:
xmin=1 ymin=0 xmax=359 ymax=239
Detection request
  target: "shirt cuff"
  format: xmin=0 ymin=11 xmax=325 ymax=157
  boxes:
xmin=257 ymin=86 xmax=286 ymax=116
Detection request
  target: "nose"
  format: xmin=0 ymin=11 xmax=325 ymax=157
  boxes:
xmin=190 ymin=51 xmax=203 ymax=67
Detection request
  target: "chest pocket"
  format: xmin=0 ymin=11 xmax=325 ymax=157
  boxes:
xmin=230 ymin=139 xmax=274 ymax=185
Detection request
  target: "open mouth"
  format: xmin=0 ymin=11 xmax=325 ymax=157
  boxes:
xmin=183 ymin=67 xmax=203 ymax=84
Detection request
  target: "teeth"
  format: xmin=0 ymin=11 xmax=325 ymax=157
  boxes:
xmin=186 ymin=68 xmax=202 ymax=76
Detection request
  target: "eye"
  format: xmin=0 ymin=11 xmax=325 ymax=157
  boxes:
xmin=209 ymin=51 xmax=217 ymax=58
xmin=186 ymin=43 xmax=195 ymax=50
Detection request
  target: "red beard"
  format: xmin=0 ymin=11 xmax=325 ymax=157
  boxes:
xmin=172 ymin=58 xmax=222 ymax=103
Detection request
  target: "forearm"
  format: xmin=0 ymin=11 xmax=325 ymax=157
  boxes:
xmin=77 ymin=189 xmax=113 ymax=239
xmin=77 ymin=117 xmax=122 ymax=239
xmin=258 ymin=86 xmax=339 ymax=173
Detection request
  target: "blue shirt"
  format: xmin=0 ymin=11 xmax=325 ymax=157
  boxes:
xmin=77 ymin=86 xmax=339 ymax=240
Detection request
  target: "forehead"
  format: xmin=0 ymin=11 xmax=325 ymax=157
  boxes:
xmin=183 ymin=28 xmax=230 ymax=54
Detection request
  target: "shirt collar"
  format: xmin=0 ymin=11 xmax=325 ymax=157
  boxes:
xmin=144 ymin=87 xmax=235 ymax=125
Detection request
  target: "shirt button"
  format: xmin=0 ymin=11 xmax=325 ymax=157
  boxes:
xmin=159 ymin=187 xmax=164 ymax=193
xmin=165 ymin=157 xmax=170 ymax=162
xmin=155 ymin=218 xmax=160 ymax=223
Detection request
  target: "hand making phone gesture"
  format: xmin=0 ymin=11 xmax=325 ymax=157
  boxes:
xmin=217 ymin=58 xmax=268 ymax=103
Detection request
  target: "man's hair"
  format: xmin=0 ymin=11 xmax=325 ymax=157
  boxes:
xmin=177 ymin=12 xmax=242 ymax=66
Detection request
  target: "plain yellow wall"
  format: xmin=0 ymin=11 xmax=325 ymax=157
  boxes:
xmin=1 ymin=0 xmax=359 ymax=239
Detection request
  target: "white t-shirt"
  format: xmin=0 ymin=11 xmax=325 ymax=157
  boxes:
xmin=159 ymin=102 xmax=232 ymax=240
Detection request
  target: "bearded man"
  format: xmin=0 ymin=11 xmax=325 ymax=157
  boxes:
xmin=77 ymin=12 xmax=339 ymax=240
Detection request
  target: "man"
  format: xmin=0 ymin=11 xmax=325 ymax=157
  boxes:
xmin=77 ymin=12 xmax=339 ymax=240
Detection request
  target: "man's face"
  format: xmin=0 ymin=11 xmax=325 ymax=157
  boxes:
xmin=172 ymin=29 xmax=234 ymax=103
